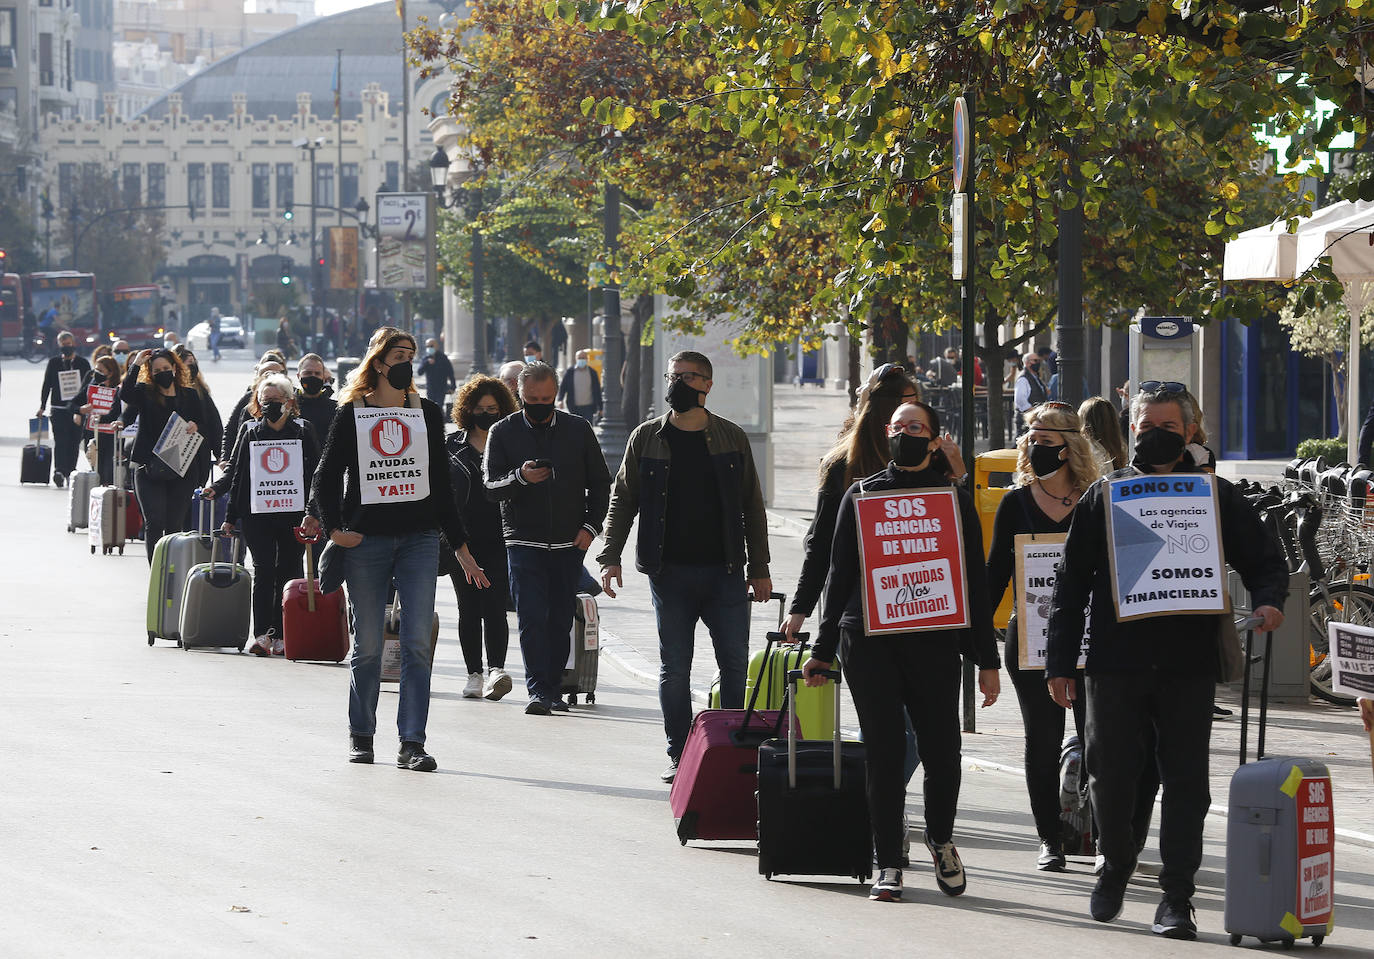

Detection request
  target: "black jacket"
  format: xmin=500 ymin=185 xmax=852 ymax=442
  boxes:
xmin=790 ymin=458 xmax=849 ymax=618
xmin=1045 ymin=464 xmax=1289 ymax=679
xmin=41 ymin=354 xmax=93 ymax=412
xmin=447 ymin=430 xmax=505 ymax=558
xmin=119 ymin=365 xmax=206 ymax=466
xmin=557 ymin=364 xmax=602 ymax=412
xmin=815 ymin=463 xmax=999 ymax=669
xmin=213 ymin=416 xmax=320 ymax=525
xmin=221 ymin=389 xmax=254 ymax=460
xmin=419 ymin=352 xmax=456 ymax=400
xmin=483 ymin=409 xmax=611 ymax=549
xmin=296 ymin=386 xmax=336 ymax=448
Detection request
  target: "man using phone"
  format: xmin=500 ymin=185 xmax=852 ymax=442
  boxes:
xmin=597 ymin=350 xmax=772 ymax=782
xmin=484 ymin=362 xmax=611 ymax=715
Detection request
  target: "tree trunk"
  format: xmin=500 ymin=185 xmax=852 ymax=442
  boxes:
xmin=980 ymin=308 xmax=1008 ymax=449
xmin=869 ymin=295 xmax=909 ymax=366
xmin=621 ymin=293 xmax=654 ymax=427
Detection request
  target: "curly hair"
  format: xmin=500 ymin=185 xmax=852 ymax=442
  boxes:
xmin=137 ymin=348 xmax=193 ymax=399
xmin=339 ymin=327 xmax=417 ymax=403
xmin=819 ymin=366 xmax=922 ymax=486
xmin=1015 ymin=402 xmax=1100 ymax=490
xmin=452 ymin=374 xmax=517 ymax=430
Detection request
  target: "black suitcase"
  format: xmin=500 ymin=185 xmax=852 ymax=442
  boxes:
xmin=757 ymin=668 xmax=871 ymax=882
xmin=21 ymin=443 xmax=52 ymax=485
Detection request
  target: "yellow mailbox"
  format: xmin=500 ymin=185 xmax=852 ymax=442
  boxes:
xmin=974 ymin=448 xmax=1020 ymax=630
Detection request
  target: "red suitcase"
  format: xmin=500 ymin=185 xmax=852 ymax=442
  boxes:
xmin=282 ymin=531 xmax=349 ymax=663
xmin=670 ymin=633 xmax=799 ymax=844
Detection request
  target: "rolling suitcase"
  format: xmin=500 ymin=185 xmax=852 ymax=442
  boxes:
xmin=179 ymin=533 xmax=252 ymax=652
xmin=560 ymin=593 xmax=600 ymax=705
xmin=282 ymin=531 xmax=349 ymax=662
xmin=21 ymin=438 xmax=52 ymax=485
xmin=68 ymin=468 xmax=99 ymax=532
xmin=670 ymin=631 xmax=799 ymax=844
xmin=146 ymin=492 xmax=216 ymax=646
xmin=88 ymin=485 xmax=127 ymax=555
xmin=756 ymin=669 xmax=871 ymax=882
xmin=1225 ymin=621 xmax=1336 ymax=948
xmin=380 ymin=601 xmax=440 ymax=682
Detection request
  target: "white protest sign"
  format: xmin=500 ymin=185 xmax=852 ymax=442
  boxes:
xmin=1328 ymin=621 xmax=1374 ymax=700
xmin=1014 ymin=533 xmax=1089 ymax=670
xmin=1106 ymin=472 xmax=1227 ymax=621
xmin=247 ymin=439 xmax=305 ymax=513
xmin=152 ymin=412 xmax=203 ymax=478
xmin=57 ymin=368 xmax=82 ymax=402
xmin=353 ymin=406 xmax=429 ymax=505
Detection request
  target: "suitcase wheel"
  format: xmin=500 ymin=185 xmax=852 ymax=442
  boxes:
xmin=67 ymin=525 xmax=72 ymax=533
xmin=90 ymin=545 xmax=95 ymax=554
xmin=586 ymin=693 xmax=596 ymax=705
xmin=1229 ymin=934 xmax=1241 ymax=946
xmin=117 ymin=546 xmax=124 ymax=555
xmin=1282 ymin=940 xmax=1295 ymax=951
xmin=567 ymin=694 xmax=578 ymax=706
xmin=147 ymin=632 xmax=155 ymax=647
xmin=1313 ymin=936 xmax=1324 ymax=947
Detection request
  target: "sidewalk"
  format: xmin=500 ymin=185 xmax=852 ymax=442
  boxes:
xmin=589 ymin=383 xmax=1374 ymax=848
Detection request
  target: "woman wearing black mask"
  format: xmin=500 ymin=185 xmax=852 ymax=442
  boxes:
xmin=295 ymin=352 xmax=336 ymax=445
xmin=305 ymin=327 xmax=486 ymax=772
xmin=37 ymin=330 xmax=93 ymax=488
xmin=78 ymin=355 xmax=125 ymax=485
xmin=121 ymin=348 xmax=205 ymax=563
xmin=204 ymin=373 xmax=320 ymax=655
xmin=174 ymin=345 xmax=224 ymax=519
xmin=447 ymin=375 xmax=519 ymax=700
xmin=986 ymin=402 xmax=1102 ymax=872
xmin=802 ymin=400 xmax=999 ymax=903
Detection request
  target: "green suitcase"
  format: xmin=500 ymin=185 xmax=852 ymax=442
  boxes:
xmin=710 ymin=638 xmax=837 ymax=741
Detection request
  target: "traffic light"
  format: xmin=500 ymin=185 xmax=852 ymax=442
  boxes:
xmin=0 ymin=248 xmax=7 ymax=267
xmin=41 ymin=191 xmax=53 ymax=219
xmin=280 ymin=257 xmax=292 ymax=286
xmin=314 ymin=254 xmax=325 ymax=291
xmin=283 ymin=203 xmax=294 ymax=222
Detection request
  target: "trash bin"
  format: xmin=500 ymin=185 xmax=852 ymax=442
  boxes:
xmin=336 ymin=356 xmax=361 ymax=390
xmin=974 ymin=448 xmax=1019 ymax=630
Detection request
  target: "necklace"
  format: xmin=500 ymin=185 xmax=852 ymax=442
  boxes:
xmin=1037 ymin=480 xmax=1075 ymax=508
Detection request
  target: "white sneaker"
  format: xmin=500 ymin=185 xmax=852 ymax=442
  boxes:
xmin=271 ymin=636 xmax=285 ymax=656
xmin=462 ymin=672 xmax=484 ymax=698
xmin=870 ymin=867 xmax=903 ymax=902
xmin=248 ymin=636 xmax=271 ymax=657
xmin=484 ymin=667 xmax=513 ymax=701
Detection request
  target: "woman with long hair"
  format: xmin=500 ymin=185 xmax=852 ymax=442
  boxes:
xmin=79 ymin=354 xmax=124 ymax=486
xmin=121 ymin=348 xmax=205 ymax=563
xmin=1079 ymin=396 xmax=1128 ymax=473
xmin=174 ymin=345 xmax=225 ymax=514
xmin=986 ymin=401 xmax=1100 ymax=871
xmin=447 ymin=374 xmax=519 ymax=700
xmin=306 ymin=327 xmax=488 ymax=772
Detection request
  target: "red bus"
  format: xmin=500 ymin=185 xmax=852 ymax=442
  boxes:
xmin=25 ymin=271 xmax=101 ymax=347
xmin=102 ymin=284 xmax=165 ymax=348
xmin=0 ymin=272 xmax=22 ymax=353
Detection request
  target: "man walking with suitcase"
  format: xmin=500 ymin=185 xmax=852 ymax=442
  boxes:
xmin=37 ymin=330 xmax=92 ymax=488
xmin=597 ymin=350 xmax=772 ymax=784
xmin=1046 ymin=385 xmax=1288 ymax=939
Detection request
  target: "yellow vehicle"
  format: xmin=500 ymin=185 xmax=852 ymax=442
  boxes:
xmin=974 ymin=448 xmax=1020 ymax=630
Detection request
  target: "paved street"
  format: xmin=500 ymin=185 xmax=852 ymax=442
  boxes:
xmin=2 ymin=355 xmax=1372 ymax=956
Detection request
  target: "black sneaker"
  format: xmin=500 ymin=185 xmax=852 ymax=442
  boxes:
xmin=349 ymin=734 xmax=374 ymax=764
xmin=54 ymin=471 xmax=66 ymax=488
xmin=397 ymin=741 xmax=437 ymax=772
xmin=924 ymin=831 xmax=967 ymax=896
xmin=1037 ymin=840 xmax=1067 ymax=872
xmin=524 ymin=697 xmax=550 ymax=716
xmin=1089 ymin=869 xmax=1129 ymax=923
xmin=1152 ymin=897 xmax=1197 ymax=940
xmin=549 ymin=698 xmax=570 ymax=712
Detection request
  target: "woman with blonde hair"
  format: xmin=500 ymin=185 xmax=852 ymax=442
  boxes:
xmin=1078 ymin=396 xmax=1128 ymax=473
xmin=986 ymin=401 xmax=1099 ymax=871
xmin=306 ymin=327 xmax=487 ymax=772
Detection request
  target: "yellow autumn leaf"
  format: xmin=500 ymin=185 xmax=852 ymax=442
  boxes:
xmin=1147 ymin=1 xmax=1167 ymax=25
xmin=1144 ymin=186 xmax=1158 ymax=208
xmin=1004 ymin=201 xmax=1028 ymax=222
xmin=1074 ymin=9 xmax=1095 ymax=34
xmin=1220 ymin=181 xmax=1240 ymax=201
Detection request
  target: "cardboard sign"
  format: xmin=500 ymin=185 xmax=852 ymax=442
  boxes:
xmin=247 ymin=439 xmax=305 ymax=513
xmin=152 ymin=412 xmax=203 ymax=478
xmin=353 ymin=405 xmax=430 ymax=505
xmin=57 ymin=368 xmax=82 ymax=402
xmin=87 ymin=384 xmax=117 ymax=415
xmin=566 ymin=594 xmax=600 ymax=668
xmin=1013 ymin=533 xmax=1089 ymax=670
xmin=1105 ymin=473 xmax=1227 ymax=621
xmin=1329 ymin=622 xmax=1374 ymax=699
xmin=29 ymin=416 xmax=50 ymax=442
xmin=854 ymin=488 xmax=969 ymax=635
xmin=1294 ymin=775 xmax=1334 ymax=927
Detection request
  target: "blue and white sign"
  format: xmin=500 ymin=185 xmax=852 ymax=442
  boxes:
xmin=1139 ymin=316 xmax=1194 ymax=339
xmin=1106 ymin=472 xmax=1226 ymax=621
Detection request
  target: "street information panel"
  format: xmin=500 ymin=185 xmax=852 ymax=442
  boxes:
xmin=854 ymin=488 xmax=969 ymax=635
xmin=1328 ymin=621 xmax=1374 ymax=700
xmin=1106 ymin=472 xmax=1226 ymax=621
xmin=375 ymin=192 xmax=436 ymax=290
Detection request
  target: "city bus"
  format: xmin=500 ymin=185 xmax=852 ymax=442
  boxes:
xmin=24 ymin=271 xmax=101 ymax=347
xmin=103 ymin=284 xmax=165 ymax=348
xmin=0 ymin=272 xmax=23 ymax=353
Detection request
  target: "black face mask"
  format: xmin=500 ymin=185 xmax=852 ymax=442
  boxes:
xmin=523 ymin=401 xmax=555 ymax=425
xmin=61 ymin=346 xmax=75 ymax=356
xmin=300 ymin=375 xmax=325 ymax=395
xmin=889 ymin=432 xmax=931 ymax=468
xmin=152 ymin=369 xmax=176 ymax=388
xmin=666 ymin=378 xmax=704 ymax=414
xmin=1029 ymin=443 xmax=1065 ymax=478
xmin=261 ymin=401 xmax=286 ymax=423
xmin=471 ymin=410 xmax=501 ymax=431
xmin=384 ymin=361 xmax=413 ymax=390
xmin=1134 ymin=427 xmax=1186 ymax=467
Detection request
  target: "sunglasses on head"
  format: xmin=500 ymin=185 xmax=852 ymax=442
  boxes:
xmin=1139 ymin=380 xmax=1187 ymax=395
xmin=868 ymin=362 xmax=906 ymax=386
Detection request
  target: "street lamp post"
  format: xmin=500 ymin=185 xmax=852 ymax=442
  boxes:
xmin=294 ymin=137 xmax=324 ymax=350
xmin=597 ymin=179 xmax=627 ymax=465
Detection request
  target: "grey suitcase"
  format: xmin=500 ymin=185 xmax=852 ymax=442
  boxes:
xmin=380 ymin=601 xmax=440 ymax=682
xmin=1224 ymin=624 xmax=1336 ymax=947
xmin=68 ymin=469 xmax=100 ymax=532
xmin=560 ymin=593 xmax=600 ymax=705
xmin=179 ymin=533 xmax=252 ymax=652
xmin=146 ymin=493 xmax=216 ymax=645
xmin=88 ymin=485 xmax=127 ymax=555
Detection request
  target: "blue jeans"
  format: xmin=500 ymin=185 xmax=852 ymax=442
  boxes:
xmin=343 ymin=530 xmax=440 ymax=743
xmin=649 ymin=563 xmax=750 ymax=759
xmin=507 ymin=545 xmax=586 ymax=701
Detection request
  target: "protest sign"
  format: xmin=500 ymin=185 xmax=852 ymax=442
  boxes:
xmin=29 ymin=416 xmax=49 ymax=441
xmin=854 ymin=488 xmax=968 ymax=635
xmin=87 ymin=384 xmax=117 ymax=415
xmin=353 ymin=406 xmax=430 ymax=505
xmin=247 ymin=439 xmax=305 ymax=513
xmin=1329 ymin=621 xmax=1374 ymax=700
xmin=153 ymin=412 xmax=203 ymax=478
xmin=57 ymin=368 xmax=82 ymax=402
xmin=1106 ymin=472 xmax=1226 ymax=621
xmin=1013 ymin=533 xmax=1089 ymax=670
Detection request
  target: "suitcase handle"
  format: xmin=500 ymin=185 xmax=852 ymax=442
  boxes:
xmin=193 ymin=487 xmax=215 ymax=541
xmin=1237 ymin=617 xmax=1271 ymax=766
xmin=785 ymin=668 xmax=843 ymax=790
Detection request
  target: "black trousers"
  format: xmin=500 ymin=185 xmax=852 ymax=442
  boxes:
xmin=241 ymin=515 xmax=305 ymax=638
xmin=52 ymin=408 xmax=81 ymax=476
xmin=841 ymin=628 xmax=962 ymax=868
xmin=449 ymin=546 xmax=510 ymax=674
xmin=1085 ymin=670 xmax=1211 ymax=899
xmin=1007 ymin=650 xmax=1086 ymax=844
xmin=133 ymin=467 xmax=197 ymax=565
